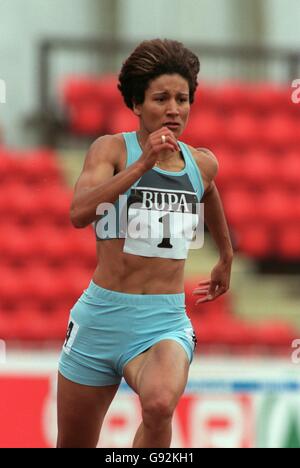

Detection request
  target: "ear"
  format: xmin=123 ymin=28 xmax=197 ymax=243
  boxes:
xmin=133 ymin=100 xmax=142 ymax=117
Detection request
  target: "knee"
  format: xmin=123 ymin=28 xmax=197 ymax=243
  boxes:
xmin=141 ymin=392 xmax=176 ymax=424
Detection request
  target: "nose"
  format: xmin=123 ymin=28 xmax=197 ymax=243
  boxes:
xmin=166 ymin=99 xmax=179 ymax=116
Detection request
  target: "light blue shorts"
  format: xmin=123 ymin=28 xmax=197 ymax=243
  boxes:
xmin=58 ymin=280 xmax=197 ymax=386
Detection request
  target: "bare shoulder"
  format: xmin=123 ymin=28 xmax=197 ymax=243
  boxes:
xmin=73 ymin=134 xmax=126 ymax=191
xmin=84 ymin=133 xmax=125 ymax=170
xmin=187 ymin=145 xmax=219 ymax=183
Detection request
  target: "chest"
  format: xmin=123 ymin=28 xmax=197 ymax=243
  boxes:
xmin=116 ymin=150 xmax=185 ymax=174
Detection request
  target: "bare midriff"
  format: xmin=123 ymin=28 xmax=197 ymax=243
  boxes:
xmin=93 ymin=239 xmax=185 ymax=294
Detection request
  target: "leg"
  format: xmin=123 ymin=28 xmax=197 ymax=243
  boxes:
xmin=123 ymin=339 xmax=190 ymax=448
xmin=57 ymin=372 xmax=119 ymax=448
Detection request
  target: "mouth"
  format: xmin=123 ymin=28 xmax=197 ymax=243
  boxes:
xmin=163 ymin=122 xmax=181 ymax=130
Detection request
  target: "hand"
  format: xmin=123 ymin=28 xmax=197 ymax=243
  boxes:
xmin=192 ymin=258 xmax=232 ymax=304
xmin=138 ymin=127 xmax=179 ymax=170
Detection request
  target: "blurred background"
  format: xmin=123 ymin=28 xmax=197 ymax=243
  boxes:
xmin=1 ymin=0 xmax=300 ymax=448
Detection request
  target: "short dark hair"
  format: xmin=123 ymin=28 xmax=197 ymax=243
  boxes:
xmin=118 ymin=38 xmax=200 ymax=110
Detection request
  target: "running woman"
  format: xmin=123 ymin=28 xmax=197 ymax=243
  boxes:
xmin=57 ymin=38 xmax=233 ymax=448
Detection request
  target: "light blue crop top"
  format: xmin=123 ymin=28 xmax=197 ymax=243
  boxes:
xmin=94 ymin=131 xmax=205 ymax=259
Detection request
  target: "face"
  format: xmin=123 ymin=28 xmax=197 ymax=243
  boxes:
xmin=133 ymin=73 xmax=190 ymax=137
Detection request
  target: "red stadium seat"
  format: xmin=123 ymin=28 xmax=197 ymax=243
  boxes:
xmin=260 ymin=188 xmax=293 ymax=227
xmin=20 ymin=266 xmax=65 ymax=308
xmin=0 ymin=225 xmax=32 ymax=266
xmin=278 ymin=151 xmax=300 ymax=189
xmin=224 ymin=111 xmax=260 ymax=150
xmin=277 ymin=224 xmax=300 ymax=259
xmin=11 ymin=307 xmax=65 ymax=341
xmin=192 ymin=86 xmax=218 ymax=111
xmin=261 ymin=113 xmax=298 ymax=151
xmin=61 ymin=76 xmax=108 ymax=135
xmin=27 ymin=225 xmax=71 ymax=267
xmin=107 ymin=108 xmax=138 ymax=134
xmin=0 ymin=267 xmax=23 ymax=303
xmin=0 ymin=184 xmax=38 ymax=222
xmin=247 ymin=83 xmax=290 ymax=115
xmin=215 ymin=149 xmax=246 ymax=189
xmin=69 ymin=102 xmax=105 ymax=135
xmin=0 ymin=154 xmax=15 ymax=184
xmin=0 ymin=312 xmax=24 ymax=341
xmin=44 ymin=309 xmax=69 ymax=340
xmin=239 ymin=149 xmax=275 ymax=188
xmin=96 ymin=74 xmax=123 ymax=112
xmin=0 ymin=183 xmax=71 ymax=227
xmin=0 ymin=297 xmax=70 ymax=340
xmin=182 ymin=110 xmax=224 ymax=148
xmin=66 ymin=227 xmax=96 ymax=267
xmin=214 ymin=83 xmax=250 ymax=113
xmin=37 ymin=186 xmax=73 ymax=224
xmin=62 ymin=76 xmax=100 ymax=105
xmin=237 ymin=224 xmax=273 ymax=258
xmin=60 ymin=266 xmax=92 ymax=301
xmin=253 ymin=321 xmax=297 ymax=348
xmin=195 ymin=316 xmax=256 ymax=348
xmin=222 ymin=188 xmax=261 ymax=227
xmin=13 ymin=150 xmax=62 ymax=185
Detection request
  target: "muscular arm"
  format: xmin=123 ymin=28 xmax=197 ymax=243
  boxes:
xmin=70 ymin=135 xmax=147 ymax=228
xmin=202 ymin=181 xmax=233 ymax=261
xmin=190 ymin=147 xmax=233 ymax=302
xmin=197 ymin=148 xmax=233 ymax=261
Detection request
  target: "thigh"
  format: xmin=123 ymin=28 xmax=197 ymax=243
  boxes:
xmin=57 ymin=372 xmax=119 ymax=448
xmin=123 ymin=339 xmax=190 ymax=403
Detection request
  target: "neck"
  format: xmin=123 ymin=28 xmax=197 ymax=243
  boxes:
xmin=136 ymin=129 xmax=149 ymax=149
